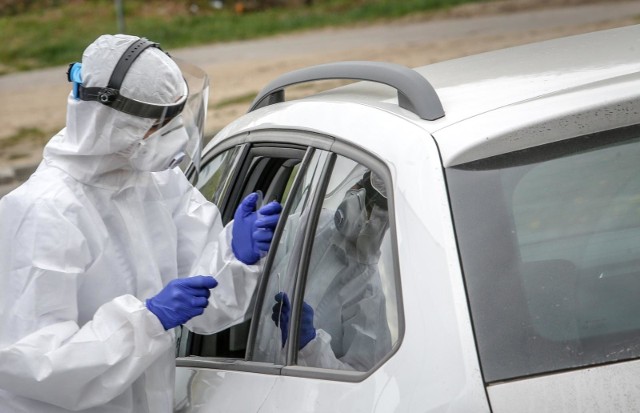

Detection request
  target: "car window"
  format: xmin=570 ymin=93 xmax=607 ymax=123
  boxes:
xmin=195 ymin=146 xmax=242 ymax=206
xmin=251 ymin=151 xmax=399 ymax=374
xmin=177 ymin=146 xmax=244 ymax=357
xmin=185 ymin=144 xmax=306 ymax=358
xmin=447 ymin=125 xmax=640 ymax=382
xmin=296 ymin=155 xmax=398 ymax=372
xmin=252 ymin=149 xmax=330 ymax=365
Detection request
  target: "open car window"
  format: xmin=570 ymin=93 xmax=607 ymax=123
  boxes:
xmin=195 ymin=146 xmax=243 ymax=207
xmin=182 ymin=143 xmax=306 ymax=358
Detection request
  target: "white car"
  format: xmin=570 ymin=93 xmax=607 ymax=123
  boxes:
xmin=174 ymin=25 xmax=640 ymax=412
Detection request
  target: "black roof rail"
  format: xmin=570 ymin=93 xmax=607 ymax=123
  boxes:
xmin=247 ymin=61 xmax=445 ymax=121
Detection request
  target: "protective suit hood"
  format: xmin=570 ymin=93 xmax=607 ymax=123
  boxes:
xmin=43 ymin=34 xmax=186 ymax=189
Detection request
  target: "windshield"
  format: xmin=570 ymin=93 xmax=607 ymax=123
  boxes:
xmin=447 ymin=124 xmax=640 ymax=383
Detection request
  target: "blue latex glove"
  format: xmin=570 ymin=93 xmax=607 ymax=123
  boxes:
xmin=299 ymin=300 xmax=316 ymax=349
xmin=146 ymin=275 xmax=218 ymax=330
xmin=271 ymin=292 xmax=316 ymax=349
xmin=272 ymin=292 xmax=290 ymax=347
xmin=232 ymin=192 xmax=282 ymax=265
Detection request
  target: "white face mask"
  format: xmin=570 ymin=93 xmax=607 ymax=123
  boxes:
xmin=129 ymin=116 xmax=189 ymax=172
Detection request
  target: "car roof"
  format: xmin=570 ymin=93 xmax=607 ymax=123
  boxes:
xmin=210 ymin=25 xmax=640 ymax=165
xmin=306 ymin=24 xmax=640 ymax=132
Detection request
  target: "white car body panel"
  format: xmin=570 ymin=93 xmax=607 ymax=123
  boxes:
xmin=174 ymin=367 xmax=277 ymax=412
xmin=488 ymin=359 xmax=640 ymax=412
xmin=187 ymin=106 xmax=490 ymax=412
xmin=435 ymin=73 xmax=640 ymax=166
xmin=305 ymin=25 xmax=640 ymax=136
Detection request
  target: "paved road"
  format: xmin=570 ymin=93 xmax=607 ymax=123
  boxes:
xmin=2 ymin=1 xmax=639 ymax=93
xmin=173 ymin=1 xmax=640 ymax=65
xmin=1 ymin=0 xmax=639 ymax=196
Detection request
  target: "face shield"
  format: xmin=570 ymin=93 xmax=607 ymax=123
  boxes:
xmin=151 ymin=57 xmax=208 ymax=172
xmin=67 ymin=37 xmax=209 ymax=172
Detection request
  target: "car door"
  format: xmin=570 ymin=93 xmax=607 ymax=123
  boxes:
xmin=174 ymin=129 xmax=403 ymax=412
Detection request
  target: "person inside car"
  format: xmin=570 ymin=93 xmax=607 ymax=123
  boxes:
xmin=270 ymin=170 xmax=392 ymax=371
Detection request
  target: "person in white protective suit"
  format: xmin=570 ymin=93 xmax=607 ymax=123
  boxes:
xmin=267 ymin=170 xmax=392 ymax=371
xmin=0 ymin=34 xmax=281 ymax=413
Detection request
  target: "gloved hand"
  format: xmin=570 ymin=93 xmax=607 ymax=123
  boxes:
xmin=146 ymin=275 xmax=218 ymax=330
xmin=272 ymin=292 xmax=290 ymax=347
xmin=271 ymin=292 xmax=316 ymax=349
xmin=232 ymin=192 xmax=282 ymax=265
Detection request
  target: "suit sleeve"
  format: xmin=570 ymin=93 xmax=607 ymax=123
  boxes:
xmin=0 ymin=198 xmax=174 ymax=410
xmin=166 ymin=169 xmax=263 ymax=334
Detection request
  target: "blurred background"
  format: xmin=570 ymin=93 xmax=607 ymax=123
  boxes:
xmin=0 ymin=0 xmax=638 ymax=194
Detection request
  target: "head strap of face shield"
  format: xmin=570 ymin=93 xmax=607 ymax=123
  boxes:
xmin=69 ymin=37 xmax=187 ymax=119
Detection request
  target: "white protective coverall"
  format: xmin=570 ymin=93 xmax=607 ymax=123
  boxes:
xmin=258 ymin=207 xmax=392 ymax=371
xmin=299 ymin=206 xmax=392 ymax=371
xmin=0 ymin=35 xmax=259 ymax=412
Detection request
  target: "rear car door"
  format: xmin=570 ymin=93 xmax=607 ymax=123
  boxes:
xmin=175 ymin=129 xmax=403 ymax=412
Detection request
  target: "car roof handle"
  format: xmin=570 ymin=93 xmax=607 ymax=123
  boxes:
xmin=248 ymin=61 xmax=445 ymax=121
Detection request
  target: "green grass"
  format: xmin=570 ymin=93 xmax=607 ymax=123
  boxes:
xmin=0 ymin=127 xmax=48 ymax=150
xmin=213 ymin=91 xmax=259 ymax=109
xmin=0 ymin=0 xmax=491 ymax=75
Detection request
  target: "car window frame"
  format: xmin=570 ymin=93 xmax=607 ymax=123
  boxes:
xmin=177 ymin=130 xmax=405 ymax=383
xmin=279 ymin=139 xmax=405 ymax=382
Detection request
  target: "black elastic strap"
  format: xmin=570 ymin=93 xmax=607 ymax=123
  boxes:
xmin=77 ymin=86 xmax=185 ymax=118
xmin=108 ymin=38 xmax=160 ymax=90
xmin=74 ymin=37 xmax=187 ymax=119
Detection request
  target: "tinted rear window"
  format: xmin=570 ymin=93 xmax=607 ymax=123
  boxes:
xmin=447 ymin=125 xmax=640 ymax=382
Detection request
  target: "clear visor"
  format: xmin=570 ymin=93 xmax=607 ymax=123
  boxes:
xmin=151 ymin=57 xmax=209 ymax=172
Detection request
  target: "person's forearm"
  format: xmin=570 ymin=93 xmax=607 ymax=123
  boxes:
xmin=185 ymin=223 xmax=261 ymax=334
